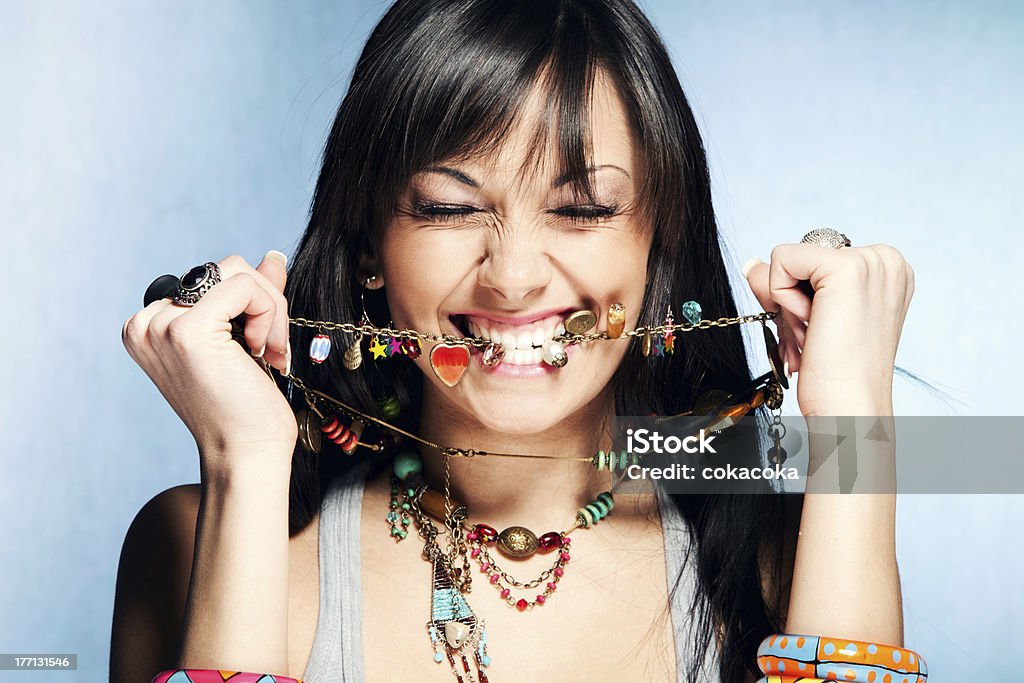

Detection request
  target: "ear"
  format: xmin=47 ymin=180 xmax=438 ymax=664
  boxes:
xmin=356 ymin=251 xmax=385 ymax=290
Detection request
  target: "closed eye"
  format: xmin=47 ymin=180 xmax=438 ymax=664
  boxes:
xmin=548 ymin=204 xmax=619 ymax=222
xmin=409 ymin=202 xmax=620 ymax=223
xmin=411 ymin=201 xmax=479 ymax=220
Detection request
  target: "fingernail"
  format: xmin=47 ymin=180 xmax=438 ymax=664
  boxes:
xmin=265 ymin=250 xmax=288 ymax=265
xmin=252 ymin=344 xmax=266 ymax=358
xmin=742 ymin=257 xmax=764 ymax=278
xmin=783 ymin=359 xmax=791 ymax=379
xmin=284 ymin=340 xmax=292 ymax=376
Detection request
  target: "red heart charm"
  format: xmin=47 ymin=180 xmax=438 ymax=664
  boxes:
xmin=429 ymin=342 xmax=470 ymax=387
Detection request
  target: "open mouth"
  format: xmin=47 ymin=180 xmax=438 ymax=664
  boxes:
xmin=449 ymin=312 xmax=568 ymax=366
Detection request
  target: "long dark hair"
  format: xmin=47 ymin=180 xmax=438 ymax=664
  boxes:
xmin=282 ymin=1 xmax=789 ymax=680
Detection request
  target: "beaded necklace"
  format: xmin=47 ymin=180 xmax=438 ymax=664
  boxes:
xmin=265 ymin=308 xmax=788 ymax=682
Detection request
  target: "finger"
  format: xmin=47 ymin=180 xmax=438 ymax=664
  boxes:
xmin=254 ymin=251 xmax=290 ymax=369
xmin=256 ymin=250 xmax=288 ymax=293
xmin=219 ymin=254 xmax=290 ymax=362
xmin=782 ymin=310 xmax=806 ymax=350
xmin=122 ymin=298 xmax=174 ymax=360
xmin=745 ymin=257 xmax=802 ymax=379
xmin=767 ymin=244 xmax=842 ymax=322
xmin=742 ymin=258 xmax=778 ymax=314
xmin=189 ymin=272 xmax=278 ymax=357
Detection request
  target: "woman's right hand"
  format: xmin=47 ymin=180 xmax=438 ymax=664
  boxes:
xmin=121 ymin=252 xmax=297 ymax=472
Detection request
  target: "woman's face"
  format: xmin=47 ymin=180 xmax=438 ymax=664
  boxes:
xmin=380 ymin=73 xmax=653 ymax=435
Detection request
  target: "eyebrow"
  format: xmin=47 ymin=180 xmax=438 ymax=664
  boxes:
xmin=421 ymin=164 xmax=631 ymax=189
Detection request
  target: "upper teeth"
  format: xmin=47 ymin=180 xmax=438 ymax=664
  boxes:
xmin=467 ymin=318 xmax=566 ymax=350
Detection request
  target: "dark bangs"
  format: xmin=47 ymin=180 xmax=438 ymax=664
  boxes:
xmin=339 ymin=0 xmax=689 ymax=239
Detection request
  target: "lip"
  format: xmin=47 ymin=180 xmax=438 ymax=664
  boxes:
xmin=450 ymin=307 xmax=574 ymax=326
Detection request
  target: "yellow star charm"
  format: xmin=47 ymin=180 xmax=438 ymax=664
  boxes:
xmin=369 ymin=337 xmax=388 ymax=360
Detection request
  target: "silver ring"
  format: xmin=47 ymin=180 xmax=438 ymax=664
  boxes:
xmin=173 ymin=262 xmax=222 ymax=306
xmin=800 ymin=227 xmax=851 ymax=249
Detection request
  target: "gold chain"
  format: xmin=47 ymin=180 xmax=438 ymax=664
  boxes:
xmin=289 ymin=311 xmax=776 ymax=348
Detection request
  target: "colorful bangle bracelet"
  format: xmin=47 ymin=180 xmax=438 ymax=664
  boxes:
xmin=151 ymin=670 xmax=303 ymax=683
xmin=757 ymin=634 xmax=928 ymax=683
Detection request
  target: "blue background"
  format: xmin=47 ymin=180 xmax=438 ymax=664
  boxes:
xmin=1 ymin=1 xmax=1021 ymax=680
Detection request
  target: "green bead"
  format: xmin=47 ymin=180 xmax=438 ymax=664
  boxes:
xmin=392 ymin=450 xmax=423 ymax=481
xmin=596 ymin=450 xmax=605 ymax=471
xmin=391 ymin=527 xmax=400 ymax=536
xmin=378 ymin=395 xmax=401 ymax=419
xmin=591 ymin=499 xmax=608 ymax=517
xmin=585 ymin=503 xmax=603 ymax=522
xmin=598 ymin=492 xmax=614 ymax=511
xmin=407 ymin=488 xmax=416 ymax=498
xmin=619 ymin=450 xmax=628 ymax=470
xmin=397 ymin=529 xmax=408 ymax=539
xmin=401 ymin=502 xmax=411 ymax=511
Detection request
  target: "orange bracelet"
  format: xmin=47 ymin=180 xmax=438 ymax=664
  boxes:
xmin=757 ymin=634 xmax=927 ymax=683
xmin=151 ymin=670 xmax=303 ymax=683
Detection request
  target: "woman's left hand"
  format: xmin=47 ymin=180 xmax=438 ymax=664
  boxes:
xmin=743 ymin=241 xmax=915 ymax=416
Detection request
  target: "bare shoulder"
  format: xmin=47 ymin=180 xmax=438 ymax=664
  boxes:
xmin=109 ymin=484 xmax=202 ymax=683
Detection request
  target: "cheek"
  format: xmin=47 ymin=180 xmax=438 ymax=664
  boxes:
xmin=570 ymin=232 xmax=651 ymax=310
xmin=380 ymin=229 xmax=479 ymax=325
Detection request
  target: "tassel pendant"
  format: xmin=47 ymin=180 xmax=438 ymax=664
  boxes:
xmin=428 ymin=556 xmax=489 ymax=682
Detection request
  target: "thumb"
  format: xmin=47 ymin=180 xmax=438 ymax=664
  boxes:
xmin=256 ymin=250 xmax=288 ymax=293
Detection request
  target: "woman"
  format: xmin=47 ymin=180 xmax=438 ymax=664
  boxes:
xmin=111 ymin=1 xmax=919 ymax=681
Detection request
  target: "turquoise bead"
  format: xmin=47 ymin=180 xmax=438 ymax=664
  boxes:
xmin=434 ymin=652 xmax=444 ymax=663
xmin=586 ymin=503 xmax=603 ymax=522
xmin=591 ymin=499 xmax=608 ymax=517
xmin=392 ymin=450 xmax=423 ymax=480
xmin=481 ymin=655 xmax=491 ymax=667
xmin=681 ymin=300 xmax=702 ymax=326
xmin=598 ymin=492 xmax=614 ymax=511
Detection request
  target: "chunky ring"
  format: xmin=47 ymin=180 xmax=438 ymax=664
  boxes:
xmin=800 ymin=227 xmax=851 ymax=249
xmin=143 ymin=274 xmax=180 ymax=307
xmin=172 ymin=262 xmax=222 ymax=306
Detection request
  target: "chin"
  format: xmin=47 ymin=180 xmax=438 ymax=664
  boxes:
xmin=461 ymin=397 xmax=572 ymax=437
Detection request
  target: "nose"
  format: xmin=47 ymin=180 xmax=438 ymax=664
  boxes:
xmin=476 ymin=229 xmax=552 ymax=305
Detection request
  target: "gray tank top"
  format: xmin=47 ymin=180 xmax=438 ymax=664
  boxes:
xmin=302 ymin=463 xmax=718 ymax=682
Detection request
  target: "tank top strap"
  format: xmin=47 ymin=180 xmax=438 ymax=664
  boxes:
xmin=655 ymin=481 xmax=721 ymax=681
xmin=302 ymin=462 xmax=370 ymax=683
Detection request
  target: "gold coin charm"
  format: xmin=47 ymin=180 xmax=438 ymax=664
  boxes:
xmin=295 ymin=409 xmax=323 ymax=454
xmin=564 ymin=309 xmax=597 ymax=335
xmin=497 ymin=526 xmax=539 ymax=558
xmin=607 ymin=303 xmax=625 ymax=338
